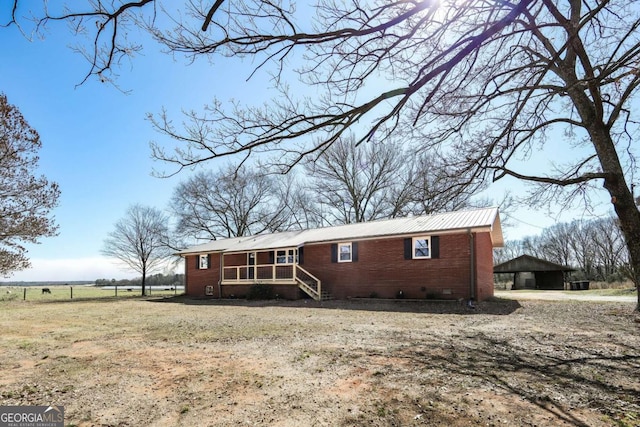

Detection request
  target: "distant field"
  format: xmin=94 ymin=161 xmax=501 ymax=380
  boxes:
xmin=0 ymin=285 xmax=183 ymax=301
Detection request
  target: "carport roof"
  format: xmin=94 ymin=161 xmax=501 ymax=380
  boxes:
xmin=177 ymin=207 xmax=503 ymax=255
xmin=493 ymin=254 xmax=575 ymax=273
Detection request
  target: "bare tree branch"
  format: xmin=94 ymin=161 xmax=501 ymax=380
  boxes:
xmin=11 ymin=0 xmax=640 ymax=303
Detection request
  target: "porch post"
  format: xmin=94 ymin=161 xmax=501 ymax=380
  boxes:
xmin=218 ymin=252 xmax=224 ymax=297
xmin=253 ymin=251 xmax=257 ymax=282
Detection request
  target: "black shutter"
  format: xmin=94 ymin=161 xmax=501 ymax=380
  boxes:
xmin=431 ymin=236 xmax=440 ymax=259
xmin=268 ymin=251 xmax=275 ymax=264
xmin=331 ymin=244 xmax=338 ymax=263
xmin=404 ymin=238 xmax=412 ymax=260
xmin=196 ymin=255 xmax=201 ymax=269
xmin=298 ymin=247 xmax=304 ymax=265
xmin=352 ymin=242 xmax=358 ymax=262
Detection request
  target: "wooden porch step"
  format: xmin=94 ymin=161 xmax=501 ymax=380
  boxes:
xmin=320 ymin=291 xmax=334 ymax=301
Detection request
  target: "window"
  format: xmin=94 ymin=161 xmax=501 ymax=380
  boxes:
xmin=331 ymin=242 xmax=358 ymax=263
xmin=276 ymin=249 xmax=296 ymax=264
xmin=199 ymin=254 xmax=209 ymax=269
xmin=404 ymin=236 xmax=439 ymax=260
xmin=413 ymin=237 xmax=431 ymax=259
xmin=338 ymin=243 xmax=352 ymax=262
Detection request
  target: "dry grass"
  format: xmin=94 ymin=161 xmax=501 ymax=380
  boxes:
xmin=0 ymin=296 xmax=639 ymax=426
xmin=587 ymin=281 xmax=636 ymax=290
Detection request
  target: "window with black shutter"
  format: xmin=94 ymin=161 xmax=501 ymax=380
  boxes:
xmin=332 ymin=242 xmax=358 ymax=263
xmin=404 ymin=238 xmax=412 ymax=260
xmin=431 ymin=236 xmax=440 ymax=259
xmin=405 ymin=236 xmax=440 ymax=259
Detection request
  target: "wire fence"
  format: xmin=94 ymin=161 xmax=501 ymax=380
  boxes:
xmin=0 ymin=285 xmax=185 ymax=302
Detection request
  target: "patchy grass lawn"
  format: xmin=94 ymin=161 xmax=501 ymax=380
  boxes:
xmin=0 ymin=297 xmax=638 ymax=426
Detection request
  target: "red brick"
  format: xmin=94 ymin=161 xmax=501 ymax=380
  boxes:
xmin=184 ymin=231 xmax=495 ymax=300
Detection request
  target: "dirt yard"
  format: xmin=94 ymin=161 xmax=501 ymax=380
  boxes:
xmin=0 ymin=295 xmax=639 ymax=426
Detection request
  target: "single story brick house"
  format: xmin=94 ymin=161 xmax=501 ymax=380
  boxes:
xmin=177 ymin=207 xmax=504 ymax=301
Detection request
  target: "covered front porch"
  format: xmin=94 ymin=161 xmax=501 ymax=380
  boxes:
xmin=220 ymin=247 xmax=323 ymax=300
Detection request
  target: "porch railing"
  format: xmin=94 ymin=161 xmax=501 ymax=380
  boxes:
xmin=294 ymin=265 xmax=322 ymax=301
xmin=222 ymin=264 xmax=295 ymax=283
xmin=222 ymin=263 xmax=323 ymax=300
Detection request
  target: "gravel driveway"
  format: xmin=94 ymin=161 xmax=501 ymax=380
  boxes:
xmin=495 ymin=289 xmax=637 ymax=303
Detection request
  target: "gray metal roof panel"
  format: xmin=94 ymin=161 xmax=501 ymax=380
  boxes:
xmin=177 ymin=207 xmax=502 ymax=255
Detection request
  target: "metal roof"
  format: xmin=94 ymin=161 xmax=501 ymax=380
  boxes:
xmin=493 ymin=255 xmax=575 ymax=273
xmin=177 ymin=207 xmax=503 ymax=255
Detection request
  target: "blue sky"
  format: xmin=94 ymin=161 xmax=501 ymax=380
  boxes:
xmin=0 ymin=10 xmax=222 ymax=281
xmin=0 ymin=5 xmax=615 ymax=282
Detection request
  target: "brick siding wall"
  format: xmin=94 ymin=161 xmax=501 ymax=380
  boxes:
xmin=220 ymin=284 xmax=300 ymax=300
xmin=185 ymin=253 xmax=221 ymax=297
xmin=302 ymin=233 xmax=490 ymax=300
xmin=184 ymin=231 xmax=496 ymax=301
xmin=474 ymin=232 xmax=495 ymax=301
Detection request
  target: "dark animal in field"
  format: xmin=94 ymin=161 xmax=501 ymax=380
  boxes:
xmin=42 ymin=288 xmax=51 ymax=294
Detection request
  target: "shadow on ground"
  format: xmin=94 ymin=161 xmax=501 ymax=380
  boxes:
xmin=396 ymin=326 xmax=640 ymax=426
xmin=148 ymin=294 xmax=522 ymax=315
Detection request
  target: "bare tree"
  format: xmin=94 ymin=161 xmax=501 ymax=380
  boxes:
xmin=10 ymin=1 xmax=640 ymax=307
xmin=519 ymin=235 xmax=546 ymax=260
xmin=0 ymin=93 xmax=60 ymax=276
xmin=539 ymin=222 xmax=575 ymax=267
xmin=493 ymin=240 xmax=525 ymax=265
xmin=567 ymin=220 xmax=600 ymax=280
xmin=304 ymin=138 xmax=406 ymax=224
xmin=280 ymin=175 xmax=325 ymax=230
xmin=170 ymin=164 xmax=291 ymax=240
xmin=590 ymin=217 xmax=628 ymax=280
xmin=401 ymin=153 xmax=486 ymax=216
xmin=303 ymin=137 xmax=483 ymax=224
xmin=102 ymin=204 xmax=171 ymax=295
xmin=511 ymin=216 xmax=631 ymax=281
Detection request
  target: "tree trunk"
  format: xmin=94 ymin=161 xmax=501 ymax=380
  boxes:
xmin=141 ymin=268 xmax=147 ymax=296
xmin=610 ymin=190 xmax=640 ymax=311
xmin=589 ymin=126 xmax=640 ymax=310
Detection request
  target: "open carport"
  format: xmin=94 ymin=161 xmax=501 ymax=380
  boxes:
xmin=494 ymin=254 xmax=574 ymax=290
